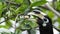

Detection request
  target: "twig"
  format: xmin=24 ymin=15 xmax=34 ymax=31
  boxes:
xmin=14 ymin=14 xmax=19 ymax=34
xmin=53 ymin=25 xmax=60 ymax=32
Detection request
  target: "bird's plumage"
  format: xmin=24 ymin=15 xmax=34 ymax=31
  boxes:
xmin=37 ymin=16 xmax=53 ymax=34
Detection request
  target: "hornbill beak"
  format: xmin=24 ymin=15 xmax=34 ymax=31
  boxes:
xmin=27 ymin=10 xmax=47 ymax=20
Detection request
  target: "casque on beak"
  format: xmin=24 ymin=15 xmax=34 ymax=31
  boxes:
xmin=27 ymin=10 xmax=47 ymax=20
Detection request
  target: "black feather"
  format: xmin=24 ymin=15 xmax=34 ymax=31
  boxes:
xmin=37 ymin=16 xmax=53 ymax=34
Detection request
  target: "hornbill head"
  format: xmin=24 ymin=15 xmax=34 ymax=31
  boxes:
xmin=27 ymin=9 xmax=50 ymax=27
xmin=27 ymin=8 xmax=53 ymax=34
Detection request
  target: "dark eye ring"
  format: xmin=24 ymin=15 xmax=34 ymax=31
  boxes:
xmin=43 ymin=18 xmax=47 ymax=21
xmin=43 ymin=18 xmax=49 ymax=23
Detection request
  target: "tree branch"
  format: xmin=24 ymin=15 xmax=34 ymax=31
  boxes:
xmin=5 ymin=1 xmax=21 ymax=7
xmin=0 ymin=21 xmax=5 ymax=24
xmin=43 ymin=3 xmax=60 ymax=17
xmin=53 ymin=25 xmax=60 ymax=32
xmin=14 ymin=14 xmax=20 ymax=34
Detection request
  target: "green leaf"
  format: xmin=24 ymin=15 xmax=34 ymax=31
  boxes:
xmin=15 ymin=4 xmax=28 ymax=14
xmin=15 ymin=0 xmax=23 ymax=3
xmin=5 ymin=20 xmax=12 ymax=28
xmin=30 ymin=1 xmax=47 ymax=7
xmin=47 ymin=11 xmax=55 ymax=18
xmin=15 ymin=0 xmax=30 ymax=14
xmin=0 ymin=25 xmax=5 ymax=28
xmin=19 ymin=18 xmax=38 ymax=30
xmin=0 ymin=2 xmax=6 ymax=18
xmin=15 ymin=29 xmax=22 ymax=34
xmin=55 ymin=1 xmax=60 ymax=11
xmin=23 ymin=0 xmax=30 ymax=5
xmin=15 ymin=1 xmax=47 ymax=14
xmin=0 ymin=25 xmax=9 ymax=29
xmin=0 ymin=2 xmax=3 ymax=18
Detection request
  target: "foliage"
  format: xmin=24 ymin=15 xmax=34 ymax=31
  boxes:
xmin=0 ymin=0 xmax=60 ymax=34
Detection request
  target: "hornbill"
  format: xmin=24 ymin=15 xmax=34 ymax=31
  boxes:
xmin=27 ymin=9 xmax=53 ymax=34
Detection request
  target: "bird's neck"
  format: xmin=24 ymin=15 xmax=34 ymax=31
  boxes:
xmin=37 ymin=16 xmax=53 ymax=34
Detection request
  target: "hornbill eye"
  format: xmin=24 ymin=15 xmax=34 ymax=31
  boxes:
xmin=43 ymin=18 xmax=49 ymax=23
xmin=43 ymin=18 xmax=47 ymax=21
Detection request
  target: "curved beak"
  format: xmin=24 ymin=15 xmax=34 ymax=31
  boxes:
xmin=27 ymin=11 xmax=47 ymax=19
